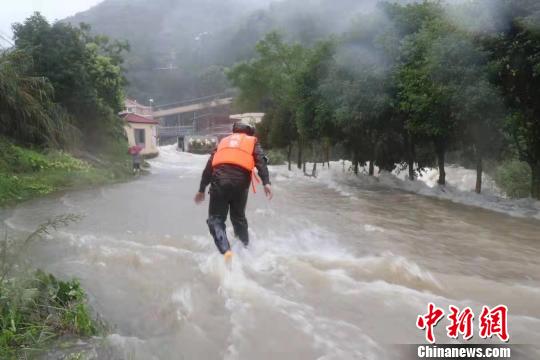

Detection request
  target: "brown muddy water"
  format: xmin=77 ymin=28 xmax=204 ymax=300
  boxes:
xmin=2 ymin=145 xmax=540 ymax=359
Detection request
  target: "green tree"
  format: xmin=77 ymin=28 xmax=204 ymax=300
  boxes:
xmin=294 ymin=40 xmax=336 ymax=174
xmin=327 ymin=65 xmax=393 ymax=175
xmin=383 ymin=1 xmax=445 ymax=180
xmin=228 ymin=32 xmax=307 ymax=169
xmin=265 ymin=108 xmax=297 ymax=170
xmin=398 ymin=19 xmax=461 ymax=186
xmin=0 ymin=51 xmax=74 ymax=147
xmin=12 ymin=13 xmax=128 ymax=149
xmin=454 ymin=79 xmax=505 ymax=193
xmin=488 ymin=10 xmax=540 ymax=198
xmin=426 ymin=29 xmax=506 ymax=193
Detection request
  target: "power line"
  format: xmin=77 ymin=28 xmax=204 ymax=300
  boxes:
xmin=0 ymin=31 xmax=14 ymax=47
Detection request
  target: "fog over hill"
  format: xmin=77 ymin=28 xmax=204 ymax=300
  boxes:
xmin=66 ymin=0 xmax=389 ymax=104
xmin=66 ymin=0 xmax=516 ymax=104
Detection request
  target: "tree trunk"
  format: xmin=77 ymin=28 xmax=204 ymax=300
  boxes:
xmin=531 ymin=162 xmax=540 ymax=200
xmin=352 ymin=150 xmax=359 ymax=175
xmin=297 ymin=141 xmax=303 ymax=170
xmin=311 ymin=142 xmax=318 ymax=177
xmin=475 ymin=157 xmax=483 ymax=194
xmin=325 ymin=143 xmax=331 ymax=168
xmin=437 ymin=149 xmax=446 ymax=185
xmin=407 ymin=135 xmax=416 ymax=181
xmin=408 ymin=158 xmax=415 ymax=181
xmin=287 ymin=143 xmax=292 ymax=171
xmin=369 ymin=161 xmax=375 ymax=176
xmin=303 ymin=162 xmax=307 ymax=174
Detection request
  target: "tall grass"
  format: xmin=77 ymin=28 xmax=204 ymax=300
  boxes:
xmin=0 ymin=51 xmax=78 ymax=148
xmin=0 ymin=137 xmax=132 ymax=206
xmin=0 ymin=216 xmax=103 ymax=358
xmin=494 ymin=160 xmax=532 ymax=198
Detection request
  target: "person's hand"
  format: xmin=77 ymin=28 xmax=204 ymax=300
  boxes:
xmin=194 ymin=192 xmax=205 ymax=204
xmin=264 ymin=184 xmax=273 ymax=200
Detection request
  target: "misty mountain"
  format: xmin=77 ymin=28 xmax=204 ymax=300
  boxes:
xmin=67 ymin=0 xmax=384 ymax=104
xmin=68 ymin=0 xmax=270 ymax=63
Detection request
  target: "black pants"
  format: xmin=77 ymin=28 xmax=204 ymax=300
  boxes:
xmin=207 ymin=179 xmax=250 ymax=254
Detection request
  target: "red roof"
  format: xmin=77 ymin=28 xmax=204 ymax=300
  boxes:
xmin=122 ymin=113 xmax=159 ymax=125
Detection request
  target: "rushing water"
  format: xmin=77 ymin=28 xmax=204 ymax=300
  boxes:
xmin=2 ymin=145 xmax=540 ymax=359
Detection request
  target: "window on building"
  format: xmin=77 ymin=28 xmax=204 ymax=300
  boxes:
xmin=134 ymin=129 xmax=146 ymax=145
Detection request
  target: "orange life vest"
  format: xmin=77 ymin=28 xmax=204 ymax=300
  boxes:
xmin=212 ymin=133 xmax=257 ymax=172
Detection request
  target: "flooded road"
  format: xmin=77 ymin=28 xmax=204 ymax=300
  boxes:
xmin=3 ymin=145 xmax=540 ymax=359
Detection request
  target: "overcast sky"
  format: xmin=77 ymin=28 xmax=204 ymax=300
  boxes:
xmin=0 ymin=0 xmax=103 ymax=40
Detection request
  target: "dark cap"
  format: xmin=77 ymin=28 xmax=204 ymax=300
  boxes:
xmin=232 ymin=122 xmax=255 ymax=136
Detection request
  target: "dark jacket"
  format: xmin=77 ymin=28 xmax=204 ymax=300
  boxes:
xmin=198 ymin=141 xmax=270 ymax=193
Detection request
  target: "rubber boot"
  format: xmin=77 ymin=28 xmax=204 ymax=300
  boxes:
xmin=207 ymin=216 xmax=230 ymax=254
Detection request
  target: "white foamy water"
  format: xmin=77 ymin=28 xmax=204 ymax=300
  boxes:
xmin=271 ymin=160 xmax=540 ymax=220
xmin=2 ymin=145 xmax=540 ymax=359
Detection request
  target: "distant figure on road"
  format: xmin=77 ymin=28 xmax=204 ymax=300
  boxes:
xmin=194 ymin=122 xmax=273 ymax=261
xmin=129 ymin=145 xmax=143 ymax=174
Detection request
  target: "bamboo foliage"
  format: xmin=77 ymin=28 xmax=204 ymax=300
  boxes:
xmin=0 ymin=51 xmax=76 ymax=147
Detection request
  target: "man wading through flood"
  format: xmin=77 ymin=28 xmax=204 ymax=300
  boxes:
xmin=194 ymin=122 xmax=273 ymax=261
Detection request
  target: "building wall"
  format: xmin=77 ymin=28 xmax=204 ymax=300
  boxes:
xmin=124 ymin=123 xmax=159 ymax=156
xmin=125 ymin=99 xmax=153 ymax=117
xmin=230 ymin=113 xmax=265 ymax=125
xmin=155 ymin=103 xmax=232 ymax=138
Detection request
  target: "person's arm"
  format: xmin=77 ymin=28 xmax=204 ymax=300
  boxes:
xmin=199 ymin=152 xmax=214 ymax=192
xmin=195 ymin=152 xmax=214 ymax=204
xmin=253 ymin=142 xmax=270 ymax=185
xmin=253 ymin=142 xmax=273 ymax=199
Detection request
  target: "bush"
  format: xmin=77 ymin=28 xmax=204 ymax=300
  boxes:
xmin=0 ymin=137 xmax=130 ymax=206
xmin=0 ymin=138 xmax=88 ymax=174
xmin=0 ymin=216 xmax=103 ymax=358
xmin=494 ymin=160 xmax=531 ymax=198
xmin=0 ymin=272 xmax=99 ymax=358
xmin=266 ymin=149 xmax=287 ymax=165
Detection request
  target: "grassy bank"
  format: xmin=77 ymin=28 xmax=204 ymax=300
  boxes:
xmin=0 ymin=271 xmax=101 ymax=358
xmin=491 ymin=160 xmax=532 ymax=199
xmin=0 ymin=137 xmax=132 ymax=207
xmin=0 ymin=216 xmax=104 ymax=358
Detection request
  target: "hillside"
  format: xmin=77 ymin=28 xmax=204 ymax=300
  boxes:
xmin=66 ymin=0 xmax=268 ymax=104
xmin=66 ymin=0 xmax=382 ymax=104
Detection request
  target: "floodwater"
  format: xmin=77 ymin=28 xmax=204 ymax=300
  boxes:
xmin=2 ymin=145 xmax=540 ymax=359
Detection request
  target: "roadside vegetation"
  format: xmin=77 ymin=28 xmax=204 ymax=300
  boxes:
xmin=493 ymin=160 xmax=532 ymax=199
xmin=0 ymin=137 xmax=131 ymax=206
xmin=0 ymin=13 xmax=132 ymax=207
xmin=0 ymin=13 xmax=128 ymax=357
xmin=0 ymin=216 xmax=103 ymax=358
xmin=229 ymin=0 xmax=540 ymax=199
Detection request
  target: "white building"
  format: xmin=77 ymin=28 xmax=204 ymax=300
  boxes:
xmin=230 ymin=113 xmax=265 ymax=126
xmin=124 ymin=98 xmax=154 ymax=117
xmin=121 ymin=99 xmax=159 ymax=157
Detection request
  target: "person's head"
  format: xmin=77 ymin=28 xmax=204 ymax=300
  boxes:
xmin=232 ymin=122 xmax=255 ymax=136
